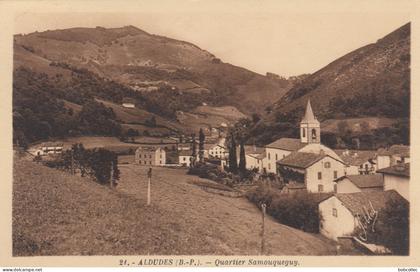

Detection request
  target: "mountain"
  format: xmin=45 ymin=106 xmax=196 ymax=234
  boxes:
xmin=269 ymin=22 xmax=410 ymax=121
xmin=241 ymin=23 xmax=410 ymax=149
xmin=14 ymin=25 xmax=291 ymax=115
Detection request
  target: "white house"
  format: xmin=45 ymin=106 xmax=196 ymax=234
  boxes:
xmin=264 ymin=138 xmax=307 ymax=173
xmin=28 ymin=142 xmax=64 ymax=156
xmin=277 ymin=151 xmax=346 ymax=193
xmin=208 ymin=144 xmax=228 ymax=159
xmin=177 ymin=143 xmax=191 ymax=151
xmin=178 ymin=150 xmax=193 ymax=167
xmin=319 ymin=190 xmax=406 ymax=241
xmin=122 ymin=103 xmax=135 ymax=108
xmin=377 ymin=163 xmax=409 ymax=201
xmin=244 ymin=146 xmax=265 ymax=171
xmin=135 ymin=146 xmax=166 ymax=166
xmin=376 ymin=145 xmax=410 ymax=170
xmin=335 ymin=149 xmax=377 ymax=175
xmin=334 ymin=174 xmax=383 ymax=194
xmin=122 ymin=98 xmax=136 ymax=108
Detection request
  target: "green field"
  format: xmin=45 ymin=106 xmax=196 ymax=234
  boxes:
xmin=13 ymin=158 xmax=337 ymax=255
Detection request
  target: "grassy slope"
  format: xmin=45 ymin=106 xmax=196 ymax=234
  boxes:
xmin=13 ymin=158 xmax=336 ymax=255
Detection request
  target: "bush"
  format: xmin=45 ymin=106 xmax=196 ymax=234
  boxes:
xmin=187 ymin=163 xmax=232 ymax=185
xmin=357 ymin=196 xmax=409 ymax=255
xmin=246 ymin=186 xmax=331 ymax=233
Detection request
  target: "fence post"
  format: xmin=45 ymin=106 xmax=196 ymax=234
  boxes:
xmin=261 ymin=203 xmax=267 ymax=255
xmin=147 ymin=168 xmax=152 ymax=206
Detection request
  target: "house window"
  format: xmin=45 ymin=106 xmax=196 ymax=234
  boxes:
xmin=149 ymin=161 xmax=152 ymax=165
xmin=324 ymin=162 xmax=331 ymax=168
xmin=183 ymin=157 xmax=186 ymax=161
xmin=160 ymin=154 xmax=162 ymax=158
xmin=334 ymin=171 xmax=338 ymax=179
xmin=318 ymin=184 xmax=324 ymax=192
xmin=332 ymin=208 xmax=338 ymax=217
xmin=268 ymin=163 xmax=271 ymax=170
xmin=144 ymin=161 xmax=146 ymax=164
xmin=302 ymin=128 xmax=306 ymax=137
xmin=139 ymin=161 xmax=142 ymax=165
xmin=317 ymin=172 xmax=322 ymax=180
xmin=160 ymin=160 xmax=162 ymax=164
xmin=334 ymin=183 xmax=337 ymax=193
xmin=275 ymin=154 xmax=278 ymax=161
xmin=149 ymin=155 xmax=152 ymax=159
xmin=268 ymin=153 xmax=271 ymax=160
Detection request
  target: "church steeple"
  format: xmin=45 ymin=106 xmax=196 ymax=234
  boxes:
xmin=300 ymin=99 xmax=320 ymax=144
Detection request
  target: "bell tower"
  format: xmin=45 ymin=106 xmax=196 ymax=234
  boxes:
xmin=300 ymin=99 xmax=320 ymax=144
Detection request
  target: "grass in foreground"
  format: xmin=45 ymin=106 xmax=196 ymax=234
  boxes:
xmin=13 ymin=158 xmax=337 ymax=256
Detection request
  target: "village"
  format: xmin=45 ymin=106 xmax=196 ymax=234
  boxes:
xmin=23 ymin=99 xmax=410 ymax=255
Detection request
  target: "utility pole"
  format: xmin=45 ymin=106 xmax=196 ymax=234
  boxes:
xmin=110 ymin=161 xmax=114 ymax=188
xmin=147 ymin=167 xmax=152 ymax=206
xmin=71 ymin=149 xmax=74 ymax=175
xmin=261 ymin=203 xmax=267 ymax=255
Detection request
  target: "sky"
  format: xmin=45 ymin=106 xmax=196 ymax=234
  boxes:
xmin=13 ymin=2 xmax=411 ymax=77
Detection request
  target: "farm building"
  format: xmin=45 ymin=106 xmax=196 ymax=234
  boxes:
xmin=243 ymin=145 xmax=265 ymax=171
xmin=334 ymin=174 xmax=384 ymax=193
xmin=376 ymin=145 xmax=410 ymax=170
xmin=28 ymin=142 xmax=64 ymax=156
xmin=208 ymin=144 xmax=228 ymax=159
xmin=178 ymin=150 xmax=193 ymax=167
xmin=122 ymin=98 xmax=136 ymax=108
xmin=319 ymin=190 xmax=406 ymax=241
xmin=135 ymin=146 xmax=166 ymax=166
xmin=377 ymin=163 xmax=409 ymax=201
xmin=335 ymin=149 xmax=377 ymax=175
xmin=177 ymin=143 xmax=191 ymax=151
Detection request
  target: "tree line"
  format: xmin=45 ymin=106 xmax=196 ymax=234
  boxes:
xmin=44 ymin=143 xmax=120 ymax=185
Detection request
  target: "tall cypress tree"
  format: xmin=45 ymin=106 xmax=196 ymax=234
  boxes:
xmin=198 ymin=128 xmax=205 ymax=163
xmin=228 ymin=134 xmax=238 ymax=173
xmin=238 ymin=138 xmax=246 ymax=174
xmin=191 ymin=133 xmax=197 ymax=166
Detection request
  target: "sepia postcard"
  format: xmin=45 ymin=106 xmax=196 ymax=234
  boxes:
xmin=0 ymin=0 xmax=419 ymax=269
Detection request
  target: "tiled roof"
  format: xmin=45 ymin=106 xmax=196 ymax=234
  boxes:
xmin=178 ymin=150 xmax=193 ymax=156
xmin=334 ymin=149 xmax=377 ymax=166
xmin=377 ymin=145 xmax=410 ymax=157
xmin=335 ymin=190 xmax=407 ymax=216
xmin=136 ymin=146 xmax=162 ymax=152
xmin=277 ymin=152 xmax=325 ymax=169
xmin=341 ymin=174 xmax=384 ymax=188
xmin=244 ymin=145 xmax=265 ymax=154
xmin=266 ymin=138 xmax=306 ymax=151
xmin=377 ymin=163 xmax=410 ymax=178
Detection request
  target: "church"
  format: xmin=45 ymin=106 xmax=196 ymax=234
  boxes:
xmin=263 ymin=100 xmax=346 ymax=193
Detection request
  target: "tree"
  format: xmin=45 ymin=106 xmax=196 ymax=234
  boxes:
xmin=191 ymin=133 xmax=197 ymax=167
xmin=198 ymin=128 xmax=205 ymax=163
xmin=238 ymin=138 xmax=246 ymax=174
xmin=228 ymin=133 xmax=238 ymax=173
xmin=376 ymin=197 xmax=409 ymax=255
